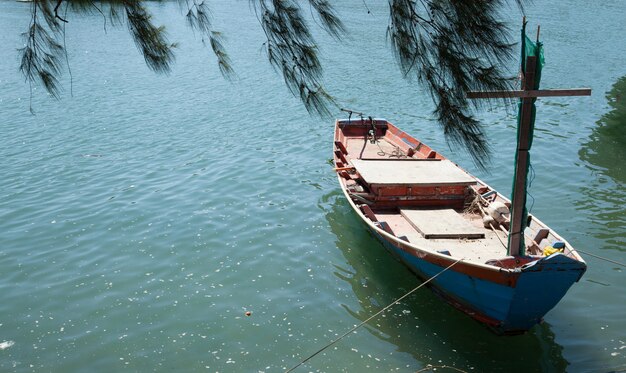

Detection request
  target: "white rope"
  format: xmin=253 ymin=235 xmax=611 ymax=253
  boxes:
xmin=284 ymin=257 xmax=465 ymax=373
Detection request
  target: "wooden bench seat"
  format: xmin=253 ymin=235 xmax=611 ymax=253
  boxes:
xmin=400 ymin=208 xmax=485 ymax=239
xmin=351 ymin=159 xmax=476 ymax=208
xmin=351 ymin=159 xmax=476 ymax=187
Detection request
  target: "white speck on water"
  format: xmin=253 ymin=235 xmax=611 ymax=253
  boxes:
xmin=0 ymin=341 xmax=15 ymax=350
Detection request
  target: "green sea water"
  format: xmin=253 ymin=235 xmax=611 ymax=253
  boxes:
xmin=0 ymin=1 xmax=624 ymax=372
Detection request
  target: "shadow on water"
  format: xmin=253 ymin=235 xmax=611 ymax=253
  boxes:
xmin=319 ymin=192 xmax=568 ymax=372
xmin=578 ymin=75 xmax=626 ymax=253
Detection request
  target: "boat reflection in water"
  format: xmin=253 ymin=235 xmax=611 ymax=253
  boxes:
xmin=322 ymin=193 xmax=569 ymax=372
xmin=578 ymin=75 xmax=626 ymax=253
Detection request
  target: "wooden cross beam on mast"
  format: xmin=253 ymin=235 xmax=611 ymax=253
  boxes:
xmin=468 ymin=54 xmax=590 ymax=256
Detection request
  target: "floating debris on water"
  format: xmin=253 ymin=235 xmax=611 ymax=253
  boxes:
xmin=0 ymin=340 xmax=15 ymax=350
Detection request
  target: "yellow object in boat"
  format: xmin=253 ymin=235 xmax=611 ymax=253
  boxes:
xmin=543 ymin=241 xmax=566 ymax=256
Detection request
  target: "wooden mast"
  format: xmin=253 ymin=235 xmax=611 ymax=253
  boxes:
xmin=507 ymin=54 xmax=536 ymax=255
xmin=468 ymin=27 xmax=591 ymax=256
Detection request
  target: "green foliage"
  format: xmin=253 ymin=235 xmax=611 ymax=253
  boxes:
xmin=388 ymin=0 xmax=520 ymax=169
xmin=19 ymin=0 xmax=231 ymax=103
xmin=124 ymin=2 xmax=175 ymax=73
xmin=19 ymin=0 xmax=525 ymax=168
xmin=19 ymin=1 xmax=64 ymax=108
xmin=255 ymin=0 xmax=344 ymax=117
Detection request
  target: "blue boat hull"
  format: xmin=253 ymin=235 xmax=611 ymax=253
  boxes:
xmin=370 ymin=228 xmax=586 ymax=335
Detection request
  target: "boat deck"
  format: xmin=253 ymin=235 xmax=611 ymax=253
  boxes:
xmin=336 ymin=126 xmax=567 ymax=265
xmin=345 ymin=137 xmax=408 ymax=159
xmin=342 ymin=135 xmax=512 ymax=263
xmin=374 ymin=211 xmax=507 ymax=262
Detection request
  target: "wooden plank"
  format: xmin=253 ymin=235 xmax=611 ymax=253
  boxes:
xmin=378 ymin=221 xmax=396 ymax=236
xmin=351 ymin=159 xmax=476 ymax=186
xmin=467 ymin=88 xmax=591 ymax=99
xmin=360 ymin=205 xmax=378 ymax=222
xmin=400 ymin=209 xmax=485 ymax=239
xmin=334 ymin=141 xmax=348 ymax=155
xmin=334 ymin=149 xmax=347 ymax=164
xmin=533 ymin=228 xmax=550 ymax=243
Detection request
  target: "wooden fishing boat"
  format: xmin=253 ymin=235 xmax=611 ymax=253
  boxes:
xmin=333 ymin=116 xmax=587 ymax=335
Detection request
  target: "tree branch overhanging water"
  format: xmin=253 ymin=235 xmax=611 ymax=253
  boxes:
xmin=19 ymin=0 xmax=527 ymax=169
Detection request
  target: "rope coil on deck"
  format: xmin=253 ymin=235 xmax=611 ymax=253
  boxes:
xmin=284 ymin=257 xmax=465 ymax=373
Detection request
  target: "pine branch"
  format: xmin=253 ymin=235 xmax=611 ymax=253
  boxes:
xmin=255 ymin=0 xmax=344 ymax=117
xmin=19 ymin=0 xmax=65 ymax=109
xmin=182 ymin=0 xmax=234 ymax=79
xmin=388 ymin=0 xmax=519 ymax=170
xmin=18 ymin=0 xmax=525 ymax=162
xmin=54 ymin=0 xmax=69 ymax=23
xmin=123 ymin=1 xmax=175 ymax=74
xmin=307 ymin=0 xmax=345 ymax=38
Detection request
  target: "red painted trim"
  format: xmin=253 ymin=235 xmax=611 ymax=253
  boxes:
xmin=386 ymin=234 xmax=520 ymax=287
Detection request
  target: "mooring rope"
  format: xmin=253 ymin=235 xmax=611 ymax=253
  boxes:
xmin=573 ymin=249 xmax=625 ymax=268
xmin=415 ymin=364 xmax=469 ymax=373
xmin=284 ymin=258 xmax=464 ymax=373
